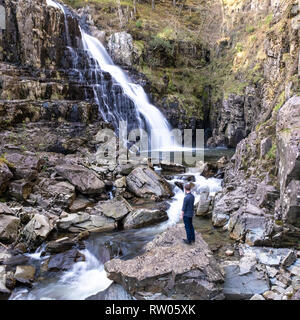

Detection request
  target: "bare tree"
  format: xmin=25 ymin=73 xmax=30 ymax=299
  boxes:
xmin=151 ymin=0 xmax=155 ymax=10
xmin=133 ymin=0 xmax=137 ymax=16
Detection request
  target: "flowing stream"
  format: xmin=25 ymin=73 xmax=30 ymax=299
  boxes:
xmin=10 ymin=170 xmax=223 ymax=300
xmin=6 ymin=0 xmax=231 ymax=300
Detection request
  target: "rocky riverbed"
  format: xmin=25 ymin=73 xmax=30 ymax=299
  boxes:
xmin=1 ymin=154 xmax=300 ymax=301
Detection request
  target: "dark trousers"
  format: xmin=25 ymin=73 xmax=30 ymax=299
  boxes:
xmin=183 ymin=216 xmax=195 ymax=243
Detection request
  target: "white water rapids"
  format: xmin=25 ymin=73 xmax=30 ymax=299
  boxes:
xmin=10 ymin=170 xmax=222 ymax=300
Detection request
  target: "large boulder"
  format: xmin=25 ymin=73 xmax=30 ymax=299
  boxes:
xmin=222 ymin=262 xmax=270 ymax=300
xmin=5 ymin=153 xmax=41 ymax=181
xmin=55 ymin=164 xmax=105 ymax=195
xmin=196 ymin=191 xmax=213 ymax=216
xmin=104 ymin=224 xmax=224 ymax=300
xmin=0 ymin=215 xmax=20 ymax=243
xmin=159 ymin=161 xmax=185 ymax=174
xmin=21 ymin=214 xmax=54 ymax=248
xmin=107 ymin=32 xmax=133 ymax=66
xmin=0 ymin=161 xmax=13 ymax=195
xmin=69 ymin=196 xmax=92 ymax=213
xmin=222 ymin=244 xmax=297 ymax=300
xmin=123 ymin=209 xmax=168 ymax=230
xmin=14 ymin=265 xmax=36 ymax=284
xmin=57 ymin=212 xmax=115 ymax=233
xmin=29 ymin=178 xmax=76 ymax=209
xmin=228 ymin=205 xmax=274 ymax=246
xmin=276 ymin=96 xmax=300 ymax=227
xmin=9 ymin=180 xmax=33 ymax=201
xmin=95 ymin=196 xmax=132 ymax=221
xmin=126 ymin=166 xmax=173 ymax=199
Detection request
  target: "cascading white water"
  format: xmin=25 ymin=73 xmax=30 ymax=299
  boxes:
xmin=10 ymin=249 xmax=112 ymax=300
xmin=10 ymin=1 xmax=223 ymax=301
xmin=47 ymin=0 xmax=178 ymax=151
xmin=80 ymin=31 xmax=177 ymax=151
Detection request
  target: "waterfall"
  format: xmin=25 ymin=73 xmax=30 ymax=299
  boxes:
xmin=46 ymin=0 xmax=178 ymax=152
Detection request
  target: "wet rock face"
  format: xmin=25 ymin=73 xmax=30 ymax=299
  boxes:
xmin=208 ymin=94 xmax=246 ymax=148
xmin=276 ymin=97 xmax=300 ymax=227
xmin=123 ymin=208 xmax=168 ymax=230
xmin=104 ymin=224 xmax=224 ymax=300
xmin=47 ymin=249 xmax=85 ymax=271
xmin=0 ymin=100 xmax=99 ymax=129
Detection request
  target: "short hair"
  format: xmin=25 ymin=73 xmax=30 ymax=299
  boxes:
xmin=184 ymin=183 xmax=191 ymax=191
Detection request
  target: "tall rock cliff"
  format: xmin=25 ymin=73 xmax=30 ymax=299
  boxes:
xmin=209 ymin=0 xmax=300 ymax=247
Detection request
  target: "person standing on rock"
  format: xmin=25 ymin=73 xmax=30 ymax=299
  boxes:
xmin=181 ymin=183 xmax=195 ymax=245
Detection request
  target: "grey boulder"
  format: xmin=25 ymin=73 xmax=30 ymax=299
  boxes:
xmin=126 ymin=166 xmax=173 ymax=199
xmin=0 ymin=215 xmax=20 ymax=243
xmin=55 ymin=164 xmax=105 ymax=195
xmin=123 ymin=208 xmax=168 ymax=229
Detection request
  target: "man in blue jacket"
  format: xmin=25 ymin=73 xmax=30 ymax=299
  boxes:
xmin=181 ymin=183 xmax=195 ymax=245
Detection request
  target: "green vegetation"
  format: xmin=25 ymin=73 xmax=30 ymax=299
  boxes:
xmin=246 ymin=25 xmax=255 ymax=33
xmin=266 ymin=144 xmax=277 ymax=160
xmin=0 ymin=155 xmax=15 ymax=169
xmin=265 ymin=14 xmax=274 ymax=27
xmin=135 ymin=20 xmax=142 ymax=29
xmin=147 ymin=36 xmax=175 ymax=68
xmin=59 ymin=0 xmax=294 ymax=122
xmin=235 ymin=42 xmax=243 ymax=53
xmin=273 ymin=92 xmax=285 ymax=112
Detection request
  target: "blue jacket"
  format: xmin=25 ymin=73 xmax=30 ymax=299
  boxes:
xmin=182 ymin=192 xmax=195 ymax=217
